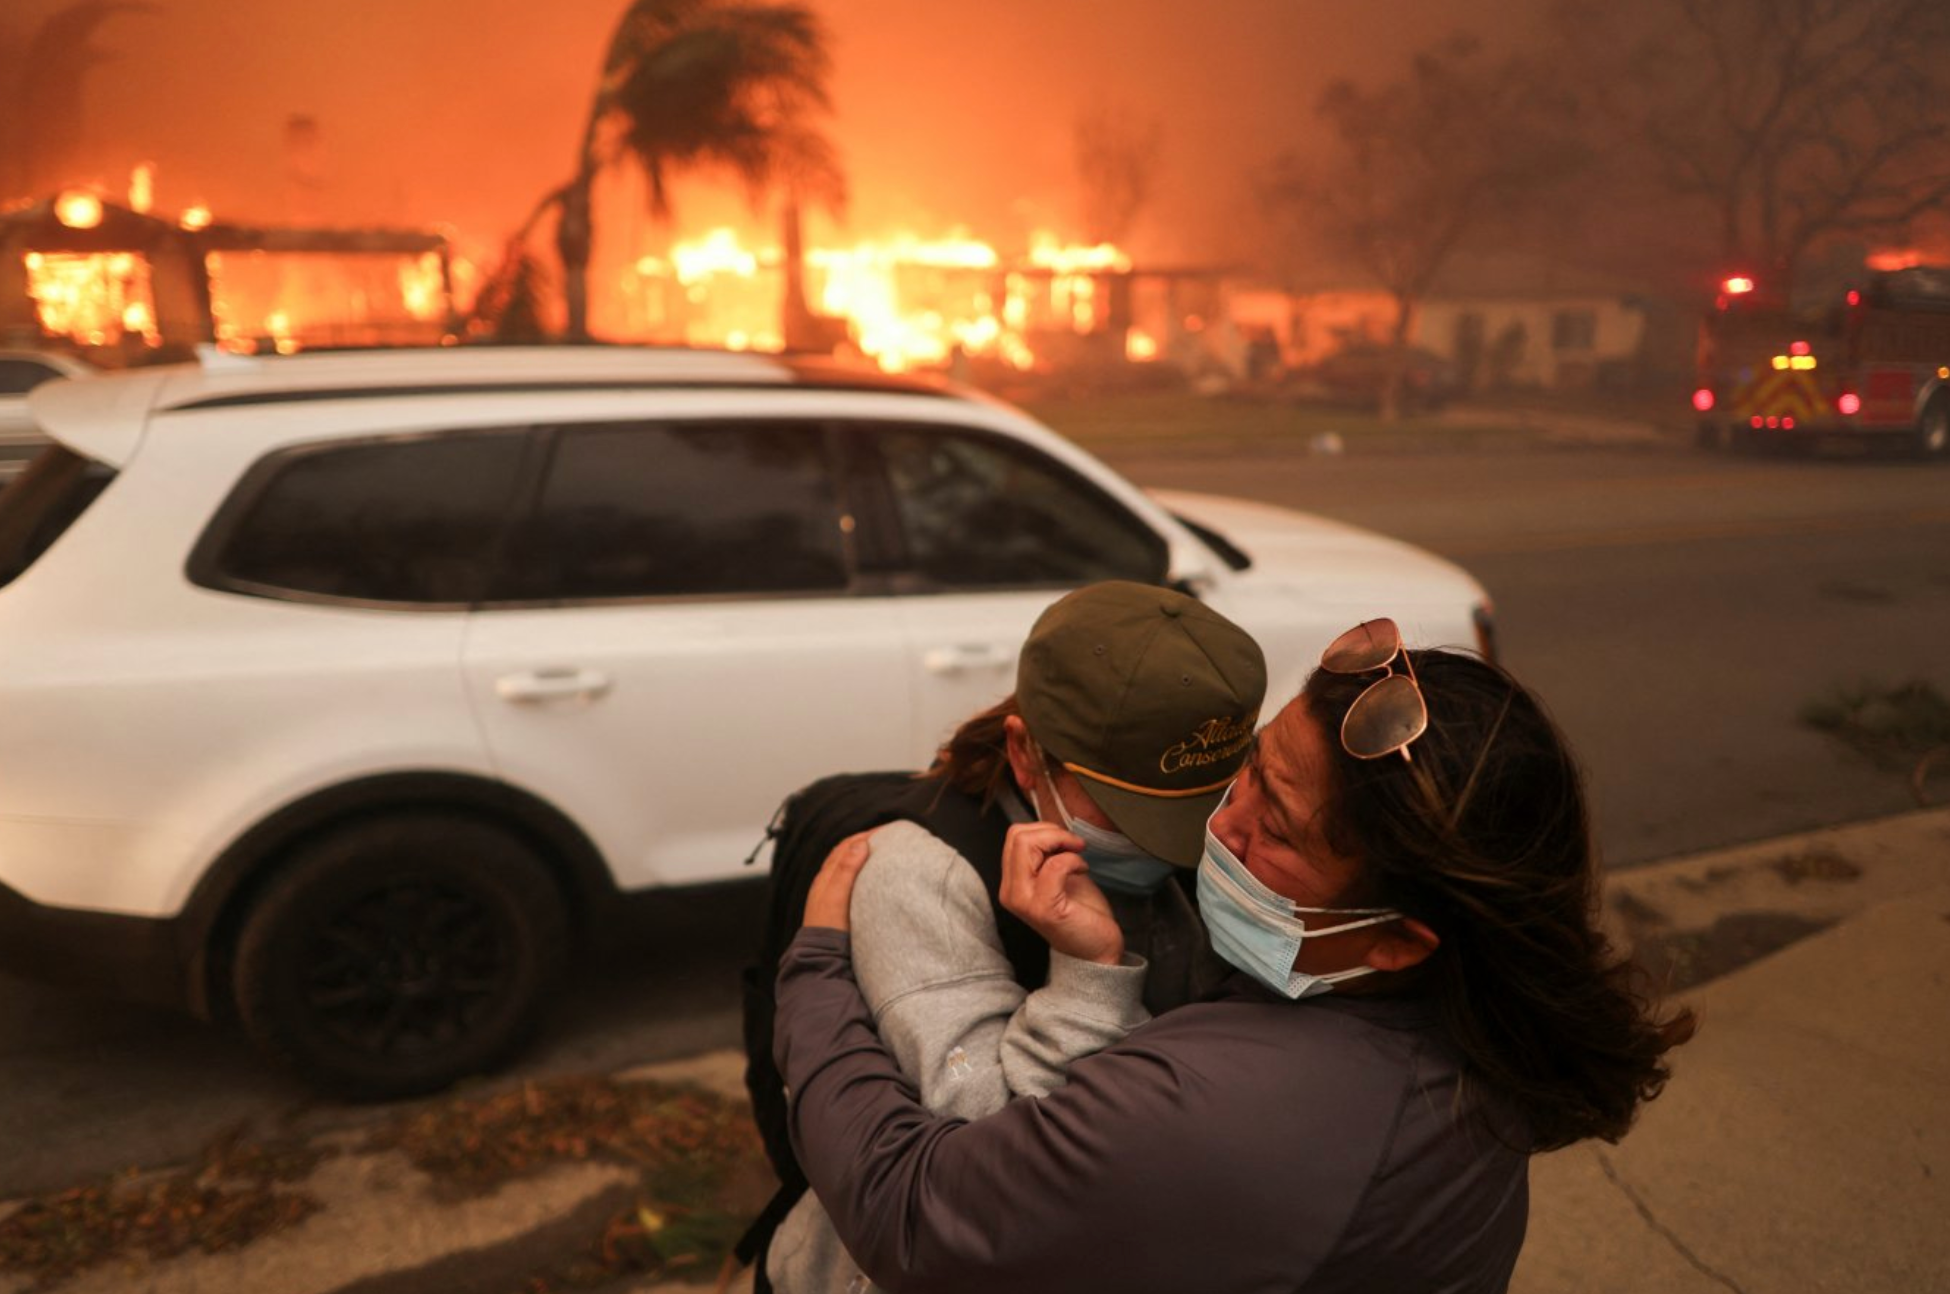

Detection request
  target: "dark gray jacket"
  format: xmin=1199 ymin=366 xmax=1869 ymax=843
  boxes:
xmin=778 ymin=927 xmax=1528 ymax=1294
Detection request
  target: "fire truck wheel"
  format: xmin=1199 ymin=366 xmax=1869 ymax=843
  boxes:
xmin=1916 ymin=397 xmax=1950 ymax=460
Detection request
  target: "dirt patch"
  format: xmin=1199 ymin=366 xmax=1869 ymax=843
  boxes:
xmin=1802 ymin=680 xmax=1950 ymax=806
xmin=1631 ymin=911 xmax=1838 ymax=993
xmin=1609 ymin=889 xmax=1668 ymax=929
xmin=0 ymin=1076 xmax=773 ymax=1293
xmin=0 ymin=1135 xmax=329 ymax=1291
xmin=1672 ymin=863 xmax=1748 ymax=893
xmin=1770 ymin=848 xmax=1864 ymax=885
xmin=364 ymin=1076 xmax=772 ymax=1290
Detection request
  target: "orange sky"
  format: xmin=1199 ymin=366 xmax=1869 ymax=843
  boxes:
xmin=6 ymin=0 xmax=1546 ymax=267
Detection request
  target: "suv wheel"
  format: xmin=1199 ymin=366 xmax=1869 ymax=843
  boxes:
xmin=232 ymin=812 xmax=568 ymax=1099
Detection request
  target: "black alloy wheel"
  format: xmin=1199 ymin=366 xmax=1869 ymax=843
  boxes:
xmin=233 ymin=812 xmax=568 ymax=1099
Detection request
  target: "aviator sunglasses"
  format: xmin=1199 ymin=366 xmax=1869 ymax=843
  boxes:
xmin=1319 ymin=618 xmax=1428 ymax=762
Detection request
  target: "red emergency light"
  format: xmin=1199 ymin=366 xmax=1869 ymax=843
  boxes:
xmin=1847 ymin=289 xmax=1862 ymax=307
xmin=1838 ymin=392 xmax=1862 ymax=416
xmin=1789 ymin=340 xmax=1811 ymax=356
xmin=1722 ymin=276 xmax=1756 ymax=296
xmin=1692 ymin=388 xmax=1715 ymax=412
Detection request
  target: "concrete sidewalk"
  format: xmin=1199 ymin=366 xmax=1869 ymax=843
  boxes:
xmin=4 ymin=808 xmax=1947 ymax=1294
xmin=1515 ymin=809 xmax=1950 ymax=1294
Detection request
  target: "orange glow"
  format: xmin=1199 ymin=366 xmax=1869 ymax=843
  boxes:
xmin=622 ymin=226 xmax=1131 ymax=375
xmin=1865 ymin=250 xmax=1922 ymax=272
xmin=1126 ymin=328 xmax=1160 ymax=362
xmin=24 ymin=251 xmax=161 ymax=347
xmin=55 ymin=191 xmax=105 ymax=230
xmin=129 ymin=164 xmax=155 ymax=215
xmin=399 ymin=253 xmax=446 ymax=322
xmin=180 ymin=204 xmax=214 ymax=231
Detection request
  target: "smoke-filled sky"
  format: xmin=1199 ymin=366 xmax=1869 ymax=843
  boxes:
xmin=4 ymin=0 xmax=1548 ymax=264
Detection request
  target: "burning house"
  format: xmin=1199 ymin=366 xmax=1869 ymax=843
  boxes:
xmin=1 ymin=191 xmax=456 ymax=363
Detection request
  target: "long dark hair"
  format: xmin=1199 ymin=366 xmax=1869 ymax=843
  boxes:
xmin=1304 ymin=650 xmax=1696 ymax=1152
xmin=921 ymin=693 xmax=1022 ymax=806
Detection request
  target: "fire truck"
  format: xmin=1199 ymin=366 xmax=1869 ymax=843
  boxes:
xmin=1693 ymin=265 xmax=1950 ymax=457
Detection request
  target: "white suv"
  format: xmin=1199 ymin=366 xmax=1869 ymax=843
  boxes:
xmin=0 ymin=346 xmax=1493 ymax=1096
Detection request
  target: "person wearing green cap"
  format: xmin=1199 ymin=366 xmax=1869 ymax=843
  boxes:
xmin=779 ymin=636 xmax=1697 ymax=1294
xmin=763 ymin=580 xmax=1267 ymax=1294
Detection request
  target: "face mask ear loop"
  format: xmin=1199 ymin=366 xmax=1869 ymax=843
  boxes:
xmin=1036 ymin=753 xmax=1067 ymax=830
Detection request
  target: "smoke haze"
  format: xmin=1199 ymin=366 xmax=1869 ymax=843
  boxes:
xmin=2 ymin=0 xmax=1546 ymax=264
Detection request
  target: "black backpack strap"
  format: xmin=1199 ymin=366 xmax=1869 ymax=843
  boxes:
xmin=916 ymin=786 xmax=1050 ymax=989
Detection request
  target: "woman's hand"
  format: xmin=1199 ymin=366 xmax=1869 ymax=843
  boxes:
xmin=997 ymin=822 xmax=1124 ymax=966
xmin=804 ymin=830 xmax=875 ymax=932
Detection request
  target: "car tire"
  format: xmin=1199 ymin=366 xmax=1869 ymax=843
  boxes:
xmin=232 ymin=812 xmax=569 ymax=1099
xmin=1915 ymin=396 xmax=1950 ymax=460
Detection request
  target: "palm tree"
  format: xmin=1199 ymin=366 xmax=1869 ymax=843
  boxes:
xmin=522 ymin=0 xmax=844 ymax=340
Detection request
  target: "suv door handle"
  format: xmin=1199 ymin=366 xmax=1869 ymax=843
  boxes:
xmin=922 ymin=644 xmax=1013 ymax=676
xmin=495 ymin=668 xmax=613 ymax=703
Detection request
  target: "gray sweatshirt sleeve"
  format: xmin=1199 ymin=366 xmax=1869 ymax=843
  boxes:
xmin=1003 ymin=949 xmax=1151 ymax=1097
xmin=849 ymin=821 xmax=1148 ymax=1114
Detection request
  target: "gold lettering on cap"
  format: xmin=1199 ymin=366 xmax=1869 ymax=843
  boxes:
xmin=1159 ymin=714 xmax=1256 ymax=775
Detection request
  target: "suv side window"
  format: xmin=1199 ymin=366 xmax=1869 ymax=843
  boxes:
xmin=197 ymin=430 xmax=529 ymax=606
xmin=863 ymin=423 xmax=1166 ymax=589
xmin=491 ymin=420 xmax=849 ymax=603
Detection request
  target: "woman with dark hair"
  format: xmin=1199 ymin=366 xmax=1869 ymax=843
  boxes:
xmin=778 ymin=622 xmax=1695 ymax=1294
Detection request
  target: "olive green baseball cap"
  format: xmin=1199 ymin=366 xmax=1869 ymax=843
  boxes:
xmin=1018 ymin=581 xmax=1267 ymax=867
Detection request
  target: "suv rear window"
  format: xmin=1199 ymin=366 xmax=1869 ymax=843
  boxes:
xmin=492 ymin=421 xmax=849 ymax=602
xmin=0 ymin=446 xmax=116 ymax=589
xmin=195 ymin=430 xmax=530 ymax=606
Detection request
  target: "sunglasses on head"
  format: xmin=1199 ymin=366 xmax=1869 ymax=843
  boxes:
xmin=1319 ymin=618 xmax=1428 ymax=763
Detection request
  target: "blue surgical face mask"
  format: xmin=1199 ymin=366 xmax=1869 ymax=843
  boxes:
xmin=1196 ymin=792 xmax=1402 ymax=999
xmin=1031 ymin=760 xmax=1177 ymax=895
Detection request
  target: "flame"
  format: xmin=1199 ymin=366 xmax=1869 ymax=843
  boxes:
xmin=399 ymin=252 xmax=446 ymax=322
xmin=1126 ymin=328 xmax=1159 ymax=362
xmin=1027 ymin=233 xmax=1130 ymax=274
xmin=1865 ymin=249 xmax=1923 ymax=272
xmin=672 ymin=228 xmax=762 ymax=283
xmin=55 ymin=191 xmax=104 ymax=230
xmin=623 ymin=226 xmax=1132 ymax=375
xmin=24 ymin=251 xmax=162 ymax=348
xmin=129 ymin=164 xmax=155 ymax=215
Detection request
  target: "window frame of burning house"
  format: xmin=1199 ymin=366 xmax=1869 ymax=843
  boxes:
xmin=846 ymin=420 xmax=1169 ymax=593
xmin=481 ymin=418 xmax=859 ymax=606
xmin=188 ymin=427 xmax=535 ymax=610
